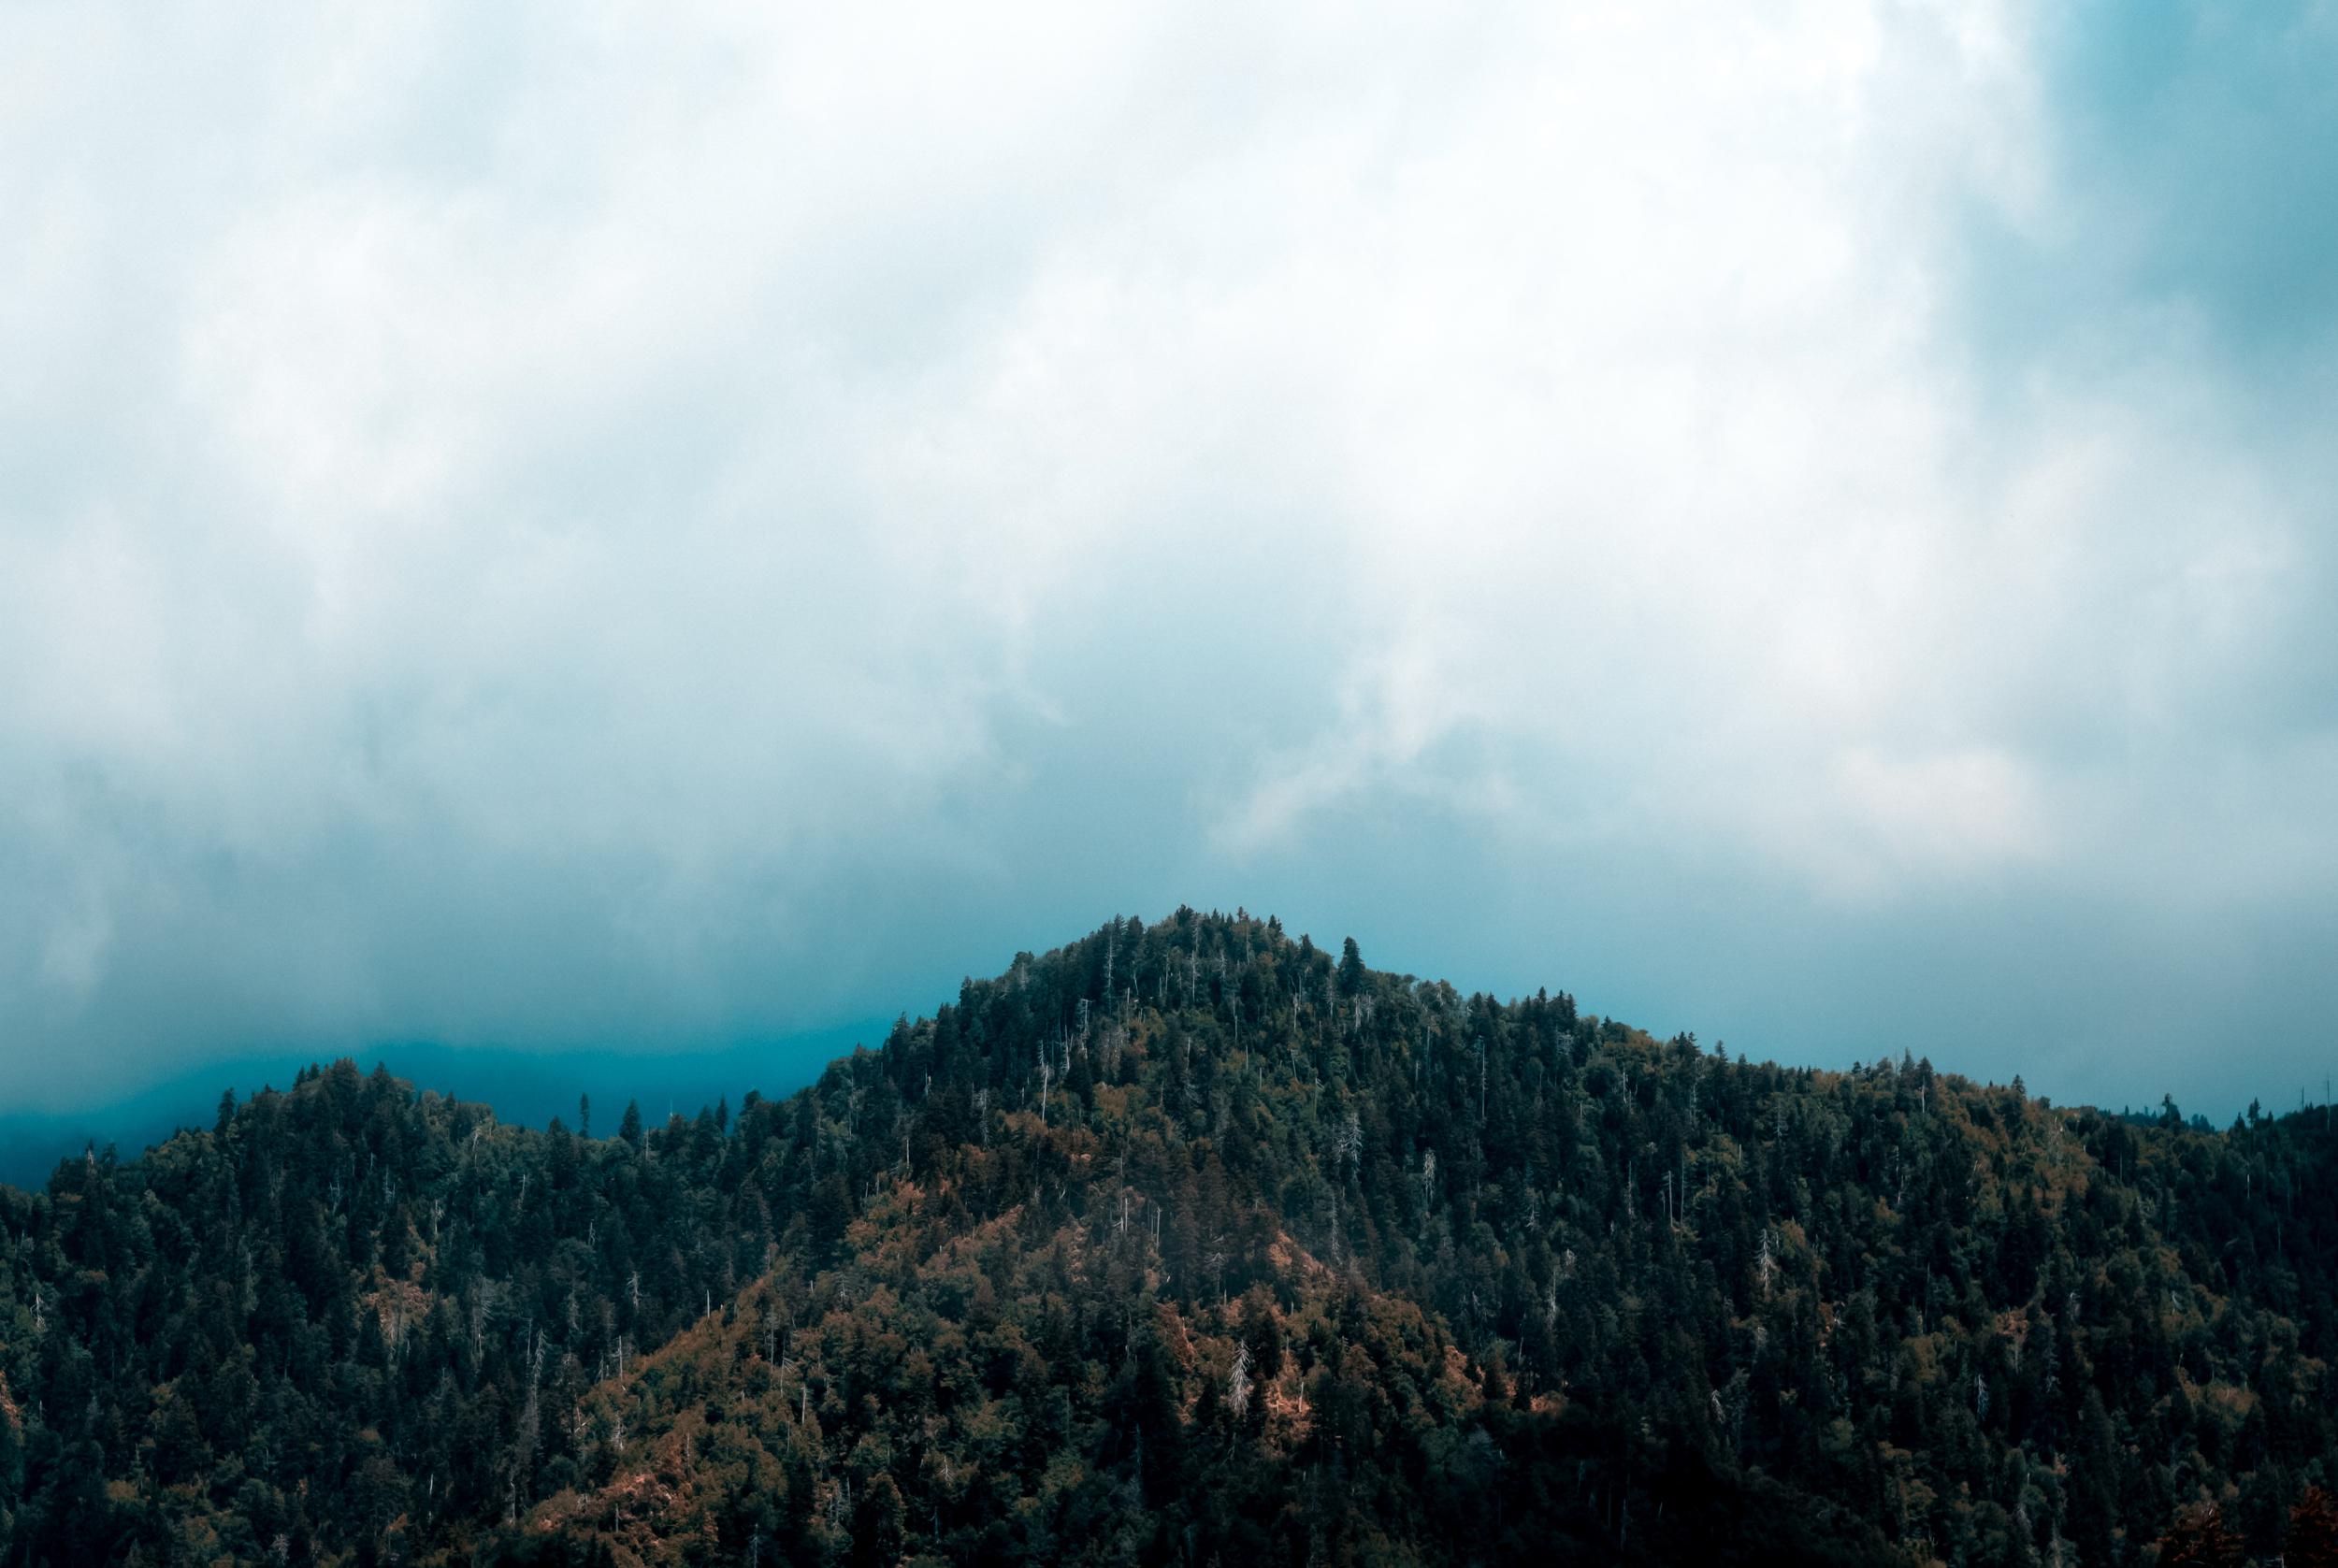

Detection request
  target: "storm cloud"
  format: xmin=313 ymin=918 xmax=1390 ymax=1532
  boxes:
xmin=4 ymin=0 xmax=2334 ymax=1117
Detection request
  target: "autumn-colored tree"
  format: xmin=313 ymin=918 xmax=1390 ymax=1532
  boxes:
xmin=2155 ymin=1503 xmax=2242 ymax=1568
xmin=2291 ymin=1487 xmax=2338 ymax=1568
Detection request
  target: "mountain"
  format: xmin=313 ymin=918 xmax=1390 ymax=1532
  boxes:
xmin=1 ymin=910 xmax=2333 ymax=1566
xmin=0 ymin=1031 xmax=890 ymax=1190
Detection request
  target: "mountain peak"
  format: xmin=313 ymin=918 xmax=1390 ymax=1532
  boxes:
xmin=3 ymin=919 xmax=2332 ymax=1564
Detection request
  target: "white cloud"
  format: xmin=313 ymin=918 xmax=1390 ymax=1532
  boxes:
xmin=1 ymin=0 xmax=2331 ymax=1109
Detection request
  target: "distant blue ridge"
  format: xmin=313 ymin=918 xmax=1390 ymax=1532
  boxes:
xmin=0 ymin=1022 xmax=886 ymax=1189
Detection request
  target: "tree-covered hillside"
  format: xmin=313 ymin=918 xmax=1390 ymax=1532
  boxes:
xmin=2 ymin=911 xmax=2333 ymax=1565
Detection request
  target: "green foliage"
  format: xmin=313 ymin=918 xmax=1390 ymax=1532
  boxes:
xmin=0 ymin=909 xmax=2333 ymax=1565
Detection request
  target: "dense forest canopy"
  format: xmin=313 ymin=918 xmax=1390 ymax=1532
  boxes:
xmin=1 ymin=910 xmax=2332 ymax=1565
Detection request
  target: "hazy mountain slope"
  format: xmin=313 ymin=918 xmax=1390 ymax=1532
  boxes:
xmin=1 ymin=910 xmax=2331 ymax=1565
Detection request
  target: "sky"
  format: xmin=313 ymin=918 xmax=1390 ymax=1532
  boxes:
xmin=4 ymin=0 xmax=2336 ymax=1137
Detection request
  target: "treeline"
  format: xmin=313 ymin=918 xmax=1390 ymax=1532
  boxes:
xmin=0 ymin=909 xmax=2332 ymax=1564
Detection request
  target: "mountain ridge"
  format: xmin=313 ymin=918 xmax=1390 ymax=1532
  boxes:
xmin=2 ymin=909 xmax=2332 ymax=1565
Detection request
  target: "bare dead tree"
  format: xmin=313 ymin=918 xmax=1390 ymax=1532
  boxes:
xmin=1228 ymin=1341 xmax=1254 ymax=1418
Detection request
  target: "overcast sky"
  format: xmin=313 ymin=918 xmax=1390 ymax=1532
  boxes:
xmin=4 ymin=0 xmax=2335 ymax=1120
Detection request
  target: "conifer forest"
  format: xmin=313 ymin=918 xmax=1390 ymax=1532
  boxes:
xmin=1 ymin=912 xmax=2332 ymax=1565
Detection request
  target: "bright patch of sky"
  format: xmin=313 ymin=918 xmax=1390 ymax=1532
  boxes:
xmin=4 ymin=0 xmax=2334 ymax=1122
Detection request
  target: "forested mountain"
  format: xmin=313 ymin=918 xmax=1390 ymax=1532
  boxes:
xmin=2 ymin=911 xmax=2333 ymax=1566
